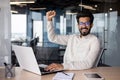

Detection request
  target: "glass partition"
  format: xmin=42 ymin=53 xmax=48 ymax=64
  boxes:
xmin=10 ymin=0 xmax=120 ymax=66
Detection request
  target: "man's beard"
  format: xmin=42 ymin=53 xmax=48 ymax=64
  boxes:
xmin=79 ymin=28 xmax=91 ymax=36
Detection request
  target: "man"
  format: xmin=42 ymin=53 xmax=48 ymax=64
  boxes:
xmin=45 ymin=10 xmax=100 ymax=71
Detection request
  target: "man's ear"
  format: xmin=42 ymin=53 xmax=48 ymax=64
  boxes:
xmin=77 ymin=24 xmax=79 ymax=27
xmin=91 ymin=23 xmax=93 ymax=28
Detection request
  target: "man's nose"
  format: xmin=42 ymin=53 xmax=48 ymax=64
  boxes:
xmin=81 ymin=24 xmax=86 ymax=28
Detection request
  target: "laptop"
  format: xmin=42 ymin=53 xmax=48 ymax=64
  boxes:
xmin=12 ymin=45 xmax=62 ymax=75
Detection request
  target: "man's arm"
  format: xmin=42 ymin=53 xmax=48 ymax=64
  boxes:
xmin=46 ymin=11 xmax=69 ymax=45
xmin=63 ymin=38 xmax=100 ymax=70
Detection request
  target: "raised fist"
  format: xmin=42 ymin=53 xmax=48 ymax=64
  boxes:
xmin=46 ymin=10 xmax=56 ymax=21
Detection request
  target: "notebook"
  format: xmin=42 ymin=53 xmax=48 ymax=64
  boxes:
xmin=53 ymin=72 xmax=74 ymax=80
xmin=12 ymin=45 xmax=62 ymax=75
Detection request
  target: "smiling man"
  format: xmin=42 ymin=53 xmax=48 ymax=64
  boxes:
xmin=45 ymin=10 xmax=100 ymax=71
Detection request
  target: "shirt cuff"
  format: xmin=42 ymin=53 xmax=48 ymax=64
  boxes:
xmin=47 ymin=21 xmax=52 ymax=24
xmin=62 ymin=63 xmax=71 ymax=70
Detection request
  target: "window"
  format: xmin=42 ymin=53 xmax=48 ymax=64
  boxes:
xmin=33 ymin=20 xmax=43 ymax=46
xmin=11 ymin=14 xmax=27 ymax=42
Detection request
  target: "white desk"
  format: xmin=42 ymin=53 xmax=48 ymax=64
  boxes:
xmin=0 ymin=67 xmax=120 ymax=80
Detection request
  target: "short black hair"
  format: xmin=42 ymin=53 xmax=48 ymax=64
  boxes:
xmin=76 ymin=10 xmax=94 ymax=24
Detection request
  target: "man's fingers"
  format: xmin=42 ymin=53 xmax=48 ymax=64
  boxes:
xmin=46 ymin=11 xmax=56 ymax=17
xmin=46 ymin=10 xmax=56 ymax=21
xmin=45 ymin=63 xmax=63 ymax=71
xmin=45 ymin=63 xmax=57 ymax=71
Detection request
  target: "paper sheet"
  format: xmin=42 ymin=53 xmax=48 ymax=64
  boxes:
xmin=53 ymin=72 xmax=74 ymax=80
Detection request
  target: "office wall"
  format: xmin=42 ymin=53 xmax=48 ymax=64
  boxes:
xmin=0 ymin=0 xmax=11 ymax=66
xmin=105 ymin=12 xmax=120 ymax=66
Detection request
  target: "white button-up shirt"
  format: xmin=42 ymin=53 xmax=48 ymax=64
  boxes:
xmin=47 ymin=21 xmax=100 ymax=70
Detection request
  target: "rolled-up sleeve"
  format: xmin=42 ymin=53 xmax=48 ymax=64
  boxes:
xmin=47 ymin=21 xmax=70 ymax=45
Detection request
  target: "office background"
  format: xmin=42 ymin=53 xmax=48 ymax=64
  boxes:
xmin=0 ymin=0 xmax=120 ymax=67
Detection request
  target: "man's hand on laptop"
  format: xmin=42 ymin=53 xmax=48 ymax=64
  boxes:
xmin=45 ymin=63 xmax=63 ymax=71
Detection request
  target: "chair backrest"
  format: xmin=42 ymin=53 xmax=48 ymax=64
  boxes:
xmin=94 ymin=48 xmax=105 ymax=67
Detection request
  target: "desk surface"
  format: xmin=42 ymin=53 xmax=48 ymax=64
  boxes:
xmin=0 ymin=67 xmax=120 ymax=80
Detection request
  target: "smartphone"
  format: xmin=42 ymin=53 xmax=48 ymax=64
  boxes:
xmin=84 ymin=73 xmax=104 ymax=80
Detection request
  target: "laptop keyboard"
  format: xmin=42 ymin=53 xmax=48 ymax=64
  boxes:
xmin=39 ymin=67 xmax=62 ymax=75
xmin=39 ymin=67 xmax=48 ymax=72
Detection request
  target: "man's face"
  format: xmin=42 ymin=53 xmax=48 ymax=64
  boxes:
xmin=78 ymin=17 xmax=93 ymax=36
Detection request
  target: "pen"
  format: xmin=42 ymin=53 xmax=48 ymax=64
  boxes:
xmin=62 ymin=71 xmax=69 ymax=76
xmin=4 ymin=62 xmax=7 ymax=66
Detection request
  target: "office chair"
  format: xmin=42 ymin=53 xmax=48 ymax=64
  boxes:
xmin=30 ymin=37 xmax=39 ymax=55
xmin=94 ymin=48 xmax=106 ymax=67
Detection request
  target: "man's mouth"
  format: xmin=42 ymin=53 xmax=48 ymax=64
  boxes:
xmin=81 ymin=28 xmax=88 ymax=32
xmin=81 ymin=28 xmax=88 ymax=30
